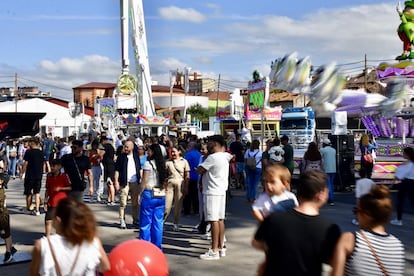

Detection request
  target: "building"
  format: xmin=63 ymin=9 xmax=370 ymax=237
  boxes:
xmin=73 ymin=82 xmax=116 ymax=109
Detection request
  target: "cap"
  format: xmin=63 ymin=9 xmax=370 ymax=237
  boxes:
xmin=322 ymin=138 xmax=331 ymax=145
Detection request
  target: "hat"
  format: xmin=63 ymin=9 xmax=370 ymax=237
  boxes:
xmin=322 ymin=138 xmax=331 ymax=145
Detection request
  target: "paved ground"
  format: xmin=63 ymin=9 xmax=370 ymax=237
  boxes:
xmin=0 ymin=178 xmax=414 ymax=275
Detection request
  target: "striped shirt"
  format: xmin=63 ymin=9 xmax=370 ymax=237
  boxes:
xmin=345 ymin=230 xmax=405 ymax=275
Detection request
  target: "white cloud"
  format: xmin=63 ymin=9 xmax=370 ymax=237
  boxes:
xmin=151 ymin=3 xmax=402 ymax=86
xmin=0 ymin=55 xmax=120 ymax=101
xmin=1 ymin=3 xmax=407 ymax=101
xmin=158 ymin=6 xmax=206 ymax=23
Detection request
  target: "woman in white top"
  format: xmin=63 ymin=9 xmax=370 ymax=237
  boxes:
xmin=331 ymin=185 xmax=405 ymax=276
xmin=138 ymin=143 xmax=168 ymax=249
xmin=29 ymin=197 xmax=110 ymax=276
xmin=391 ymin=146 xmax=414 ymax=226
xmin=244 ymin=139 xmax=263 ymax=203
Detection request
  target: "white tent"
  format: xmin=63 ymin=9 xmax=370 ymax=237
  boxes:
xmin=0 ymin=98 xmax=91 ymax=137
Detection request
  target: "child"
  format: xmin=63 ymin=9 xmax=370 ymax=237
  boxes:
xmin=352 ymin=167 xmax=375 ymax=225
xmin=252 ymin=164 xmax=298 ymax=222
xmin=44 ymin=159 xmax=71 ymax=236
xmin=0 ymin=173 xmax=17 ymax=263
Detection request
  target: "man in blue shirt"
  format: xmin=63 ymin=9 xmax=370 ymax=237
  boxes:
xmin=184 ymin=141 xmax=202 ymax=215
xmin=320 ymin=138 xmax=336 ymax=205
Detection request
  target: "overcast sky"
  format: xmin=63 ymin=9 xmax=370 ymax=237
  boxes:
xmin=0 ymin=1 xmax=403 ymax=101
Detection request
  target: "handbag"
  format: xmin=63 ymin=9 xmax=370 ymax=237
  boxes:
xmin=359 ymin=230 xmax=389 ymax=276
xmin=363 ymin=153 xmax=373 ymax=164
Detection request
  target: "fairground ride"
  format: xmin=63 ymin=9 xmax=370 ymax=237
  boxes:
xmin=93 ymin=0 xmax=169 ymax=138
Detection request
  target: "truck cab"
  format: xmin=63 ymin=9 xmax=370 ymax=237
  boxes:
xmin=279 ymin=106 xmax=316 ymax=148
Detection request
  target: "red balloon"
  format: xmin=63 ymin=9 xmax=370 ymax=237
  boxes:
xmin=104 ymin=239 xmax=169 ymax=276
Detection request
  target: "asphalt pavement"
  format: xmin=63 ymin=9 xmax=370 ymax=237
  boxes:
xmin=0 ymin=178 xmax=414 ymax=276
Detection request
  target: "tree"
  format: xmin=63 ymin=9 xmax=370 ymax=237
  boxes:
xmin=186 ymin=103 xmax=215 ymax=122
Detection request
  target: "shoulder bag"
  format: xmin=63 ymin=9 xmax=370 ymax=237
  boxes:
xmin=73 ymin=156 xmax=87 ymax=190
xmin=363 ymin=148 xmax=373 ymax=164
xmin=359 ymin=230 xmax=389 ymax=276
xmin=47 ymin=236 xmax=81 ymax=276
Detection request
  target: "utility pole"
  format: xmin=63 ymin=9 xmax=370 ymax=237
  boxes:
xmin=364 ymin=54 xmax=368 ymax=91
xmin=215 ymin=74 xmax=221 ymax=115
xmin=14 ymin=73 xmax=18 ymax=112
xmin=169 ymin=69 xmax=177 ymax=119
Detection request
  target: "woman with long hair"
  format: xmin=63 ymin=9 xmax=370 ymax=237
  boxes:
xmin=301 ymin=141 xmax=323 ymax=173
xmin=359 ymin=133 xmax=377 ymax=179
xmin=164 ymin=145 xmax=190 ymax=231
xmin=138 ymin=143 xmax=168 ymax=249
xmin=244 ymin=139 xmax=263 ymax=203
xmin=29 ymin=197 xmax=110 ymax=275
xmin=6 ymin=140 xmax=18 ymax=179
xmin=331 ymin=185 xmax=405 ymax=275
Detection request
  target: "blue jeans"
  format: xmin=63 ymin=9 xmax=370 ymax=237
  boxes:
xmin=140 ymin=189 xmax=165 ymax=249
xmin=245 ymin=167 xmax=262 ymax=200
xmin=327 ymin=173 xmax=336 ymax=202
xmin=8 ymin=157 xmax=16 ymax=177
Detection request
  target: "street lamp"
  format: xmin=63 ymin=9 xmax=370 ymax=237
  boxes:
xmin=169 ymin=70 xmax=177 ymax=115
xmin=183 ymin=67 xmax=191 ymax=120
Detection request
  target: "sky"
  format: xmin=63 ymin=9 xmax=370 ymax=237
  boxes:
xmin=0 ymin=0 xmax=404 ymax=101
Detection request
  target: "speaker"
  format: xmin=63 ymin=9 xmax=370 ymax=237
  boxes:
xmin=329 ymin=134 xmax=355 ymax=153
xmin=334 ymin=151 xmax=355 ymax=191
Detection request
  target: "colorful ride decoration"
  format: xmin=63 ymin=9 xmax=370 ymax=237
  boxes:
xmin=121 ymin=114 xmax=170 ymax=126
xmin=396 ymin=0 xmax=414 ymax=60
xmin=376 ymin=61 xmax=414 ymax=80
xmin=269 ymin=52 xmax=345 ymax=115
xmin=116 ymin=73 xmax=137 ymax=95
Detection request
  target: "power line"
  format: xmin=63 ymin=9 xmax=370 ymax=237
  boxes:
xmin=18 ymin=76 xmax=71 ymax=91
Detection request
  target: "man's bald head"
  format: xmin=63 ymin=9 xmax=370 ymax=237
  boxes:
xmin=124 ymin=140 xmax=135 ymax=154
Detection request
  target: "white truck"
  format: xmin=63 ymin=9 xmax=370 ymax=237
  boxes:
xmin=279 ymin=106 xmax=316 ymax=149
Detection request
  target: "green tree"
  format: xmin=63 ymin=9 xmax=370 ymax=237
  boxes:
xmin=186 ymin=103 xmax=215 ymax=122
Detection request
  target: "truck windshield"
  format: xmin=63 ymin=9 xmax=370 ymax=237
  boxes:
xmin=281 ymin=119 xmax=307 ymax=129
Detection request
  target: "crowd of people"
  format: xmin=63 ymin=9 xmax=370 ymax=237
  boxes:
xmin=0 ymin=130 xmax=411 ymax=275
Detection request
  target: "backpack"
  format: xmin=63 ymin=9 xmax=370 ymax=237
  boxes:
xmin=246 ymin=151 xmax=259 ymax=170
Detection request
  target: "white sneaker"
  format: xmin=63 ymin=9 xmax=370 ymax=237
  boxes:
xmin=351 ymin=219 xmax=359 ymax=226
xmin=32 ymin=210 xmax=40 ymax=216
xmin=172 ymin=224 xmax=179 ymax=232
xmin=390 ymin=219 xmax=403 ymax=226
xmin=199 ymin=249 xmax=220 ymax=260
xmin=219 ymin=245 xmax=227 ymax=257
xmin=120 ymin=220 xmax=127 ymax=229
xmin=201 ymin=233 xmax=211 ymax=240
xmin=96 ymin=195 xmax=102 ymax=203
